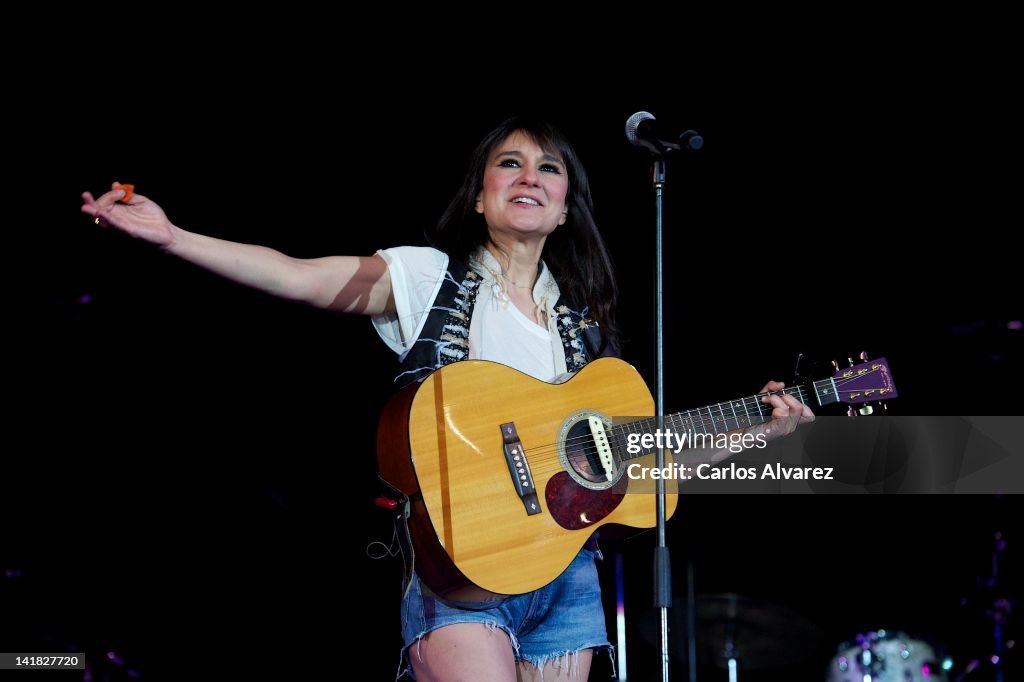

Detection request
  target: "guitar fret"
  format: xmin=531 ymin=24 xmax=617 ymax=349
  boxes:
xmin=641 ymin=417 xmax=655 ymax=456
xmin=611 ymin=380 xmax=819 ymax=465
xmin=628 ymin=420 xmax=642 ymax=458
xmin=813 ymin=378 xmax=836 ymax=407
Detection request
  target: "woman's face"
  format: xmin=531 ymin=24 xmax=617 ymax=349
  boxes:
xmin=475 ymin=130 xmax=569 ymax=241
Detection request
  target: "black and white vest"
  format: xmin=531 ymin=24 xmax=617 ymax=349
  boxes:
xmin=393 ymin=257 xmax=615 ymax=387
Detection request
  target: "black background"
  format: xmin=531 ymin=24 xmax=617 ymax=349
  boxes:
xmin=4 ymin=2 xmax=1021 ymax=680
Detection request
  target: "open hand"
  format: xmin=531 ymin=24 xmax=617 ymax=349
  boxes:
xmin=81 ymin=181 xmax=176 ymax=248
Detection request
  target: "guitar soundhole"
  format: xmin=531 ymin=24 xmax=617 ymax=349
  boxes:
xmin=564 ymin=420 xmax=609 ymax=484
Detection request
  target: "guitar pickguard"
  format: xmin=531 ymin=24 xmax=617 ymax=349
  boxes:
xmin=545 ymin=472 xmax=625 ymax=530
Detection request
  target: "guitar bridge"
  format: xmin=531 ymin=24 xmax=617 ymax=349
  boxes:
xmin=500 ymin=422 xmax=541 ymax=516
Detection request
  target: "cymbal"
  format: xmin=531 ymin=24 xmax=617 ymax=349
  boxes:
xmin=638 ymin=592 xmax=821 ymax=670
xmin=695 ymin=593 xmax=821 ymax=670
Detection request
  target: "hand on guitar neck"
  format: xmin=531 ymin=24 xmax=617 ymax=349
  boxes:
xmin=676 ymin=379 xmax=815 ymax=467
xmin=755 ymin=379 xmax=816 ymax=434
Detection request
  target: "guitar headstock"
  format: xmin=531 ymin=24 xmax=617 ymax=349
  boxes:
xmin=812 ymin=353 xmax=897 ymax=413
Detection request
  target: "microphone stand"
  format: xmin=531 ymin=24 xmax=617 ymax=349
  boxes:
xmin=651 ymin=156 xmax=674 ymax=682
xmin=646 ymin=134 xmax=702 ymax=682
xmin=625 ymin=115 xmax=703 ymax=682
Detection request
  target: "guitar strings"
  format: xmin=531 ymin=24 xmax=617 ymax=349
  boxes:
xmin=518 ymin=394 xmax=801 ymax=478
xmin=506 ymin=372 xmax=887 ymax=477
xmin=448 ymin=368 xmax=887 ymax=470
xmin=461 ymin=367 xmax=887 ymax=473
xmin=521 ymin=386 xmax=807 ymax=459
xmin=549 ymin=365 xmax=888 ymax=455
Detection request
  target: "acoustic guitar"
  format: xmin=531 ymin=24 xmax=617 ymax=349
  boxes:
xmin=377 ymin=355 xmax=896 ymax=596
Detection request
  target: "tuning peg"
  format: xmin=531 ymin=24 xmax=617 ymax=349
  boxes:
xmin=832 ymin=359 xmax=839 ymax=372
xmin=880 ymin=402 xmax=888 ymax=412
xmin=858 ymin=405 xmax=874 ymax=416
xmin=848 ymin=357 xmax=855 ymax=367
xmin=859 ymin=351 xmax=869 ymax=361
xmin=847 ymin=407 xmax=857 ymax=417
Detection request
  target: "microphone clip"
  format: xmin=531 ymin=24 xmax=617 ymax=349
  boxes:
xmin=625 ymin=111 xmax=704 ymax=156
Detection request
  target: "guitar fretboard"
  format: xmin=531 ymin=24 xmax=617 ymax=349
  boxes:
xmin=610 ymin=383 xmax=826 ymax=461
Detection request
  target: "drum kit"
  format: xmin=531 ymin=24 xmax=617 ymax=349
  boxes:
xmin=679 ymin=597 xmax=998 ymax=681
xmin=826 ymin=629 xmax=950 ymax=682
xmin=639 ymin=533 xmax=1013 ymax=680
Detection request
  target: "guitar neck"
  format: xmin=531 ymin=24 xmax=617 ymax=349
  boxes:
xmin=608 ymin=358 xmax=897 ymax=461
xmin=611 ymin=380 xmax=836 ymax=461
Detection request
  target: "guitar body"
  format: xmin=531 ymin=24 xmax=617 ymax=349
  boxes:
xmin=377 ymin=357 xmax=677 ymax=596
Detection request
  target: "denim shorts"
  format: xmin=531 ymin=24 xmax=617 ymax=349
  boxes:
xmin=400 ymin=549 xmax=610 ymax=676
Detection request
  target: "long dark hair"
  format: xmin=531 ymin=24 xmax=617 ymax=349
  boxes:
xmin=428 ymin=116 xmax=619 ymax=353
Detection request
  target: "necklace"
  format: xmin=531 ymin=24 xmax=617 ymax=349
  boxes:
xmin=470 ymin=249 xmax=547 ymax=296
xmin=499 ymin=263 xmax=538 ymax=290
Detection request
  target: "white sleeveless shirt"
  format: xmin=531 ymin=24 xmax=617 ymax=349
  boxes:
xmin=371 ymin=246 xmax=570 ymax=382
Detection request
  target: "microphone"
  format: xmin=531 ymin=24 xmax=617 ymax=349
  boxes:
xmin=625 ymin=111 xmax=703 ymax=155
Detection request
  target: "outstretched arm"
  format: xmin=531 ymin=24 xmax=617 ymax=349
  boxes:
xmin=81 ymin=182 xmax=394 ymax=315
